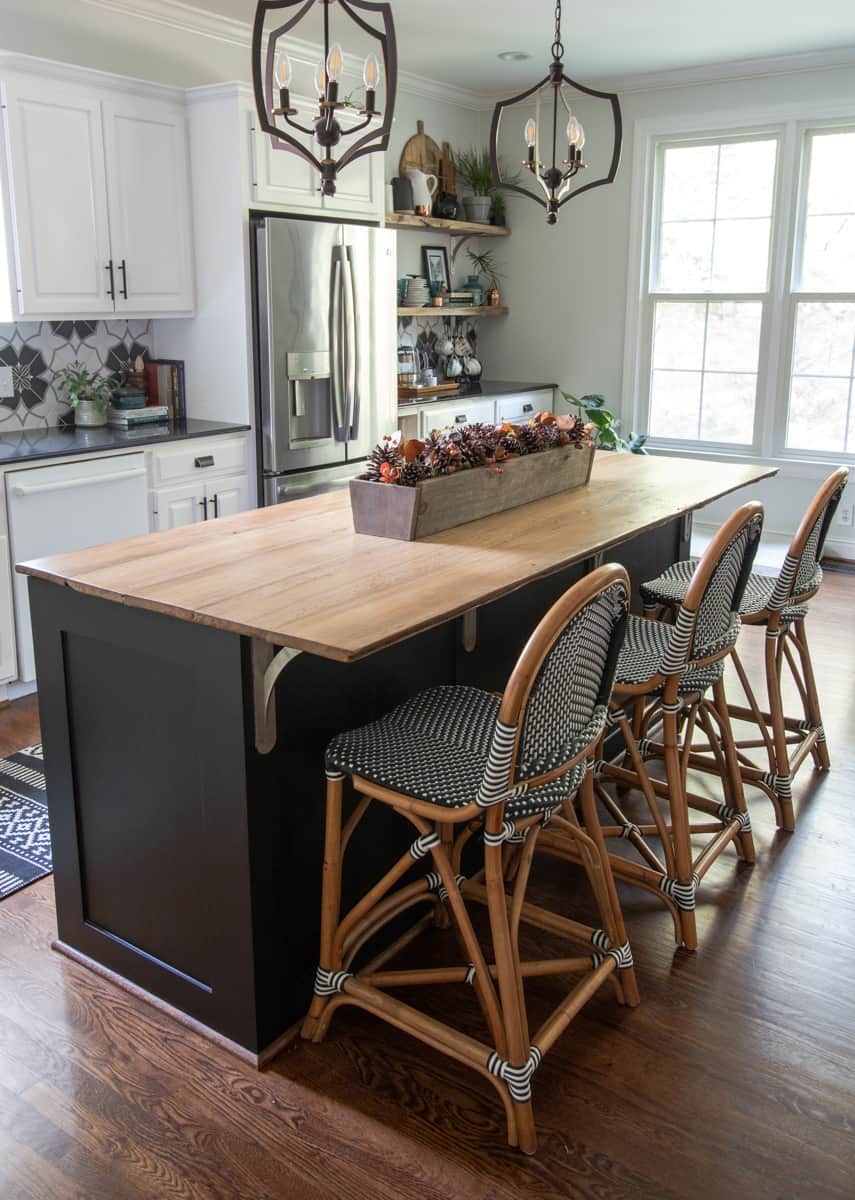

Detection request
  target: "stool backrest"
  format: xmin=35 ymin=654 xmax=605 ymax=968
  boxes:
xmin=477 ymin=564 xmax=629 ymax=805
xmin=767 ymin=467 xmax=849 ymax=611
xmin=664 ymin=502 xmax=764 ymax=674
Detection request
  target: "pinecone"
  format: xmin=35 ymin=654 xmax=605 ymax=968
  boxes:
xmin=398 ymin=459 xmax=429 ymax=487
xmin=516 ymin=423 xmax=545 ymax=455
xmin=496 ymin=432 xmax=521 ymax=458
xmin=538 ymin=421 xmax=561 ymax=448
xmin=423 ymin=430 xmax=462 ymax=475
xmin=363 ymin=437 xmax=403 ymax=481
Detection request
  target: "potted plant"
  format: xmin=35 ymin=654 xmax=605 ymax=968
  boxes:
xmin=54 ymin=361 xmax=116 ymax=428
xmin=454 ymin=146 xmax=494 ymax=224
xmin=466 ymin=249 xmax=505 ymax=307
xmin=561 ymin=391 xmax=648 ymax=453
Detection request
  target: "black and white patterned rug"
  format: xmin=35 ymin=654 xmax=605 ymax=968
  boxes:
xmin=0 ymin=745 xmax=51 ymax=900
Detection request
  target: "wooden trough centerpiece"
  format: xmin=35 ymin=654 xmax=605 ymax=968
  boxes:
xmin=349 ymin=413 xmax=595 ymax=541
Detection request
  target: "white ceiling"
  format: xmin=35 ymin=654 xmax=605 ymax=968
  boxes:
xmin=201 ymin=0 xmax=855 ymax=91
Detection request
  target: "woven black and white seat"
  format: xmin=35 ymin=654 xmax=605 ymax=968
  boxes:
xmin=639 ymin=467 xmax=848 ymax=830
xmin=557 ymin=503 xmax=764 ymax=953
xmin=300 ymin=564 xmax=639 ymax=1157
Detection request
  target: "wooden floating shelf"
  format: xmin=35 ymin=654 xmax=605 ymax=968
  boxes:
xmin=397 ymin=305 xmax=509 ymax=318
xmin=385 ymin=212 xmax=511 ymax=237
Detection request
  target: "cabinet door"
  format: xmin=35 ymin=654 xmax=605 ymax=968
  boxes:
xmin=251 ymin=108 xmax=322 ymax=213
xmin=206 ymin=473 xmax=250 ymax=520
xmin=0 ymin=533 xmax=17 ymax=683
xmin=151 ymin=482 xmax=207 ymax=531
xmin=1 ymin=75 xmax=114 ymax=315
xmin=419 ymin=398 xmax=495 ymax=438
xmin=102 ymin=97 xmax=195 ymax=314
xmin=321 ymin=110 xmax=383 ymax=220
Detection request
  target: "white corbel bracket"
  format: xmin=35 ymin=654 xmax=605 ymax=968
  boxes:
xmin=252 ymin=639 xmax=303 ymax=754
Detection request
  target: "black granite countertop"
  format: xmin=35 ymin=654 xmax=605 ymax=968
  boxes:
xmin=398 ymin=380 xmax=555 ymax=409
xmin=0 ymin=419 xmax=252 ymax=466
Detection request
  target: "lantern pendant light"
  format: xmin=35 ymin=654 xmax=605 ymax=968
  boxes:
xmin=252 ymin=0 xmax=397 ymax=198
xmin=489 ymin=0 xmax=622 ymax=225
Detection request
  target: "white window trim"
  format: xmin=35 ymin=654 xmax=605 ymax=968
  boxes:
xmin=622 ymin=99 xmax=855 ymax=470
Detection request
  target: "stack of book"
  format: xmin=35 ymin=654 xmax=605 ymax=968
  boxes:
xmin=108 ymin=388 xmax=170 ymax=427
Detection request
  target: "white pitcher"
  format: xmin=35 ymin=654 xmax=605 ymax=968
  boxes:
xmin=406 ymin=168 xmax=438 ymax=214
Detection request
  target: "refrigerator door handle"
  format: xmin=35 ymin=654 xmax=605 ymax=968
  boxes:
xmin=342 ymin=248 xmax=359 ymax=438
xmin=330 ymin=253 xmax=347 ymax=439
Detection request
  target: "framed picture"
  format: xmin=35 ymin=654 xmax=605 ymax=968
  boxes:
xmin=422 ymin=245 xmax=450 ymax=292
xmin=144 ymin=358 xmax=186 ymax=422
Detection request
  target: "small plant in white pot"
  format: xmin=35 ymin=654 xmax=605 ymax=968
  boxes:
xmin=54 ymin=361 xmax=115 ymax=428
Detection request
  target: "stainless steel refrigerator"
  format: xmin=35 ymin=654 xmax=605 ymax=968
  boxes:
xmin=253 ymin=215 xmax=397 ymax=505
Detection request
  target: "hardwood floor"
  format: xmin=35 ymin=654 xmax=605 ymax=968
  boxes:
xmin=1 ymin=574 xmax=853 ymax=1199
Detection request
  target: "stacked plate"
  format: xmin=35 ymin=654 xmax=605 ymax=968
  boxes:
xmin=403 ymin=276 xmax=430 ymax=307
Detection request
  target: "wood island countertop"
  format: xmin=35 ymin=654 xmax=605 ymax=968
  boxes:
xmin=18 ymin=453 xmax=776 ymax=662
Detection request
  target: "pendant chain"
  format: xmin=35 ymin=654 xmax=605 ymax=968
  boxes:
xmin=551 ymin=0 xmax=564 ymax=60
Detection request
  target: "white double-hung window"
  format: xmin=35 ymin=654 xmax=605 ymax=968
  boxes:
xmin=628 ymin=112 xmax=855 ymax=463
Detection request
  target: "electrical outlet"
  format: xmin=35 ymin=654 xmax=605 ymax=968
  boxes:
xmin=0 ymin=365 xmax=13 ymax=399
xmin=837 ymin=503 xmax=854 ymax=528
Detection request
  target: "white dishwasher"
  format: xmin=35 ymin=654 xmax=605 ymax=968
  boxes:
xmin=6 ymin=453 xmax=149 ymax=682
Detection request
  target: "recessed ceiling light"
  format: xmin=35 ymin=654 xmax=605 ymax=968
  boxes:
xmin=497 ymin=50 xmax=530 ymax=62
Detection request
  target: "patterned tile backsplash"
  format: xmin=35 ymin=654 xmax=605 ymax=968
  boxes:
xmin=0 ymin=320 xmax=153 ymax=430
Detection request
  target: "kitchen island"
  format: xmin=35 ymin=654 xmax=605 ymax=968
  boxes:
xmin=19 ymin=453 xmax=774 ymax=1063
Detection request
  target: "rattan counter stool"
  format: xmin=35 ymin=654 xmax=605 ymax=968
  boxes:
xmin=535 ymin=504 xmax=764 ymax=953
xmin=640 ymin=468 xmax=848 ymax=831
xmin=300 ymin=564 xmax=638 ymax=1156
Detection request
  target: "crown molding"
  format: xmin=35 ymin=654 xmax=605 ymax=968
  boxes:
xmin=78 ymin=0 xmax=487 ymax=110
xmin=599 ymin=44 xmax=855 ymax=94
xmin=0 ymin=48 xmax=186 ymax=100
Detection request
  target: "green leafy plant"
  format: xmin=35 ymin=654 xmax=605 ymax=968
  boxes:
xmin=466 ymin=248 xmax=505 ymax=289
xmin=53 ymin=361 xmax=116 ymax=414
xmin=454 ymin=146 xmax=494 ymax=197
xmin=560 ymin=391 xmax=648 ymax=453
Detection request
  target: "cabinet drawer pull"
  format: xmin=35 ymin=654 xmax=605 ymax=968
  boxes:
xmin=212 ymin=493 xmax=220 ymax=518
xmin=454 ymin=413 xmax=467 ymax=423
xmin=195 ymin=455 xmax=215 ymax=468
xmin=200 ymin=496 xmax=209 ymax=519
xmin=119 ymin=259 xmax=129 ymax=300
xmin=523 ymin=403 xmax=533 ymax=413
xmin=106 ymin=260 xmax=115 ymax=301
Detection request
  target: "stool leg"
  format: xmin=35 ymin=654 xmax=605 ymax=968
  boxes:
xmin=575 ymin=769 xmax=640 ymax=1006
xmin=662 ymin=705 xmax=698 ymax=951
xmin=302 ymin=773 xmax=345 ymax=1042
xmin=483 ymin=808 xmax=537 ymax=1156
xmin=765 ymin=627 xmax=795 ymax=832
xmin=793 ymin=617 xmax=830 ymax=771
xmin=711 ymin=677 xmax=756 ymax=863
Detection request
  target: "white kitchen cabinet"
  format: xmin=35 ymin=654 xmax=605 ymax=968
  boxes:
xmin=251 ymin=101 xmax=383 ymax=220
xmin=495 ymin=389 xmax=556 ymax=424
xmin=150 ymin=480 xmax=206 ymax=530
xmin=1 ymin=74 xmax=114 ymax=316
xmin=419 ymin=397 xmax=495 ymax=438
xmin=0 ymin=533 xmax=17 ymax=683
xmin=0 ymin=69 xmax=194 ymax=319
xmin=208 ymin=472 xmax=250 ymax=519
xmin=102 ymin=97 xmax=194 ymax=313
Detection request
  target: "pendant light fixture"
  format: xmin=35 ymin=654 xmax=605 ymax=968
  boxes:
xmin=252 ymin=0 xmax=397 ymax=198
xmin=489 ymin=1 xmax=622 ymax=225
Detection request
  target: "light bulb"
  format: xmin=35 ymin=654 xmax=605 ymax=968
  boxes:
xmin=524 ymin=117 xmax=537 ymax=147
xmin=326 ymin=42 xmax=343 ymax=83
xmin=314 ymin=60 xmax=327 ymax=95
xmin=276 ymin=55 xmax=292 ymax=89
xmin=363 ymin=52 xmax=380 ymax=90
xmin=566 ymin=116 xmax=585 ymax=149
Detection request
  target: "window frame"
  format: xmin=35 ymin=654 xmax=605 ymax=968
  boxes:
xmin=624 ymin=103 xmax=855 ymax=468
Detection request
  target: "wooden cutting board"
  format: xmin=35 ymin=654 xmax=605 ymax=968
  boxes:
xmin=398 ymin=381 xmax=461 ymax=399
xmin=399 ymin=120 xmax=442 ymax=179
xmin=440 ymin=142 xmax=456 ymax=193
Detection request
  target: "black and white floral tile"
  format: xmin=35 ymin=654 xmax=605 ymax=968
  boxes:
xmin=0 ymin=320 xmax=153 ymax=430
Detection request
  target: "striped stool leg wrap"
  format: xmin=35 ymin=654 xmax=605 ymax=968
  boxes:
xmin=486 ymin=1046 xmax=542 ymax=1105
xmin=659 ymin=873 xmax=701 ymax=911
xmin=483 ymin=820 xmax=528 ymax=847
xmin=592 ymin=942 xmax=634 ymax=970
xmin=606 ymin=706 xmax=627 ymax=728
xmin=409 ymin=831 xmax=441 ymax=860
xmin=424 ymin=872 xmax=467 ymax=902
xmin=620 ymin=821 xmax=642 ymax=839
xmin=798 ymin=721 xmax=826 ymax=743
xmin=592 ymin=759 xmax=608 ymax=778
xmin=637 ymin=738 xmax=658 ymax=758
xmin=660 ymin=699 xmax=684 ymax=715
xmin=314 ymin=966 xmax=352 ymax=996
xmin=325 ymin=770 xmax=346 ymax=781
xmin=715 ymin=802 xmax=752 ymax=832
xmin=591 ymin=928 xmax=612 ymax=951
xmin=464 ymin=963 xmax=476 ymax=985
